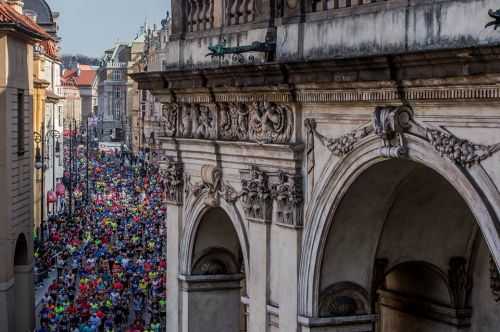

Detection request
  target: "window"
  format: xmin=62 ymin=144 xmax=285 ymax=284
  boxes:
xmin=17 ymin=90 xmax=25 ymax=155
xmin=112 ymin=70 xmax=122 ymax=81
xmin=58 ymin=106 xmax=63 ymax=126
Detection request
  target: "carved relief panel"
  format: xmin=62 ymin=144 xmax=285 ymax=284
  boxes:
xmin=160 ymin=101 xmax=294 ymax=144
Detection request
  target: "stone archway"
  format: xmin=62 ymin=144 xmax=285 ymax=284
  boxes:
xmin=13 ymin=233 xmax=34 ymax=332
xmin=299 ymin=133 xmax=500 ymax=331
xmin=179 ymin=197 xmax=249 ymax=332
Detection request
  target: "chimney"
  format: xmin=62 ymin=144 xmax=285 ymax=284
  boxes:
xmin=7 ymin=0 xmax=24 ymax=14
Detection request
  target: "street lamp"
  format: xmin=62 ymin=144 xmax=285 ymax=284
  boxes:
xmin=46 ymin=129 xmax=61 ymax=217
xmin=33 ymin=130 xmax=45 ymax=241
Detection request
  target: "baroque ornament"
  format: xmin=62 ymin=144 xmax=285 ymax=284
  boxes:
xmin=240 ymin=166 xmax=272 ymax=222
xmin=305 ymin=119 xmax=372 ymax=157
xmin=191 ymin=165 xmax=239 ymax=206
xmin=426 ymin=128 xmax=500 ymax=168
xmin=159 ymin=161 xmax=184 ymax=204
xmin=372 ymin=106 xmax=413 ymax=158
xmin=271 ymin=171 xmax=303 ymax=226
xmin=161 ymin=103 xmax=179 ymax=136
xmin=160 ymin=101 xmax=293 ymax=144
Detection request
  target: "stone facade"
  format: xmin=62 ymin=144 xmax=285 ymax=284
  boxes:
xmin=97 ymin=44 xmax=130 ymax=142
xmin=0 ymin=1 xmax=52 ymax=330
xmin=133 ymin=0 xmax=500 ymax=331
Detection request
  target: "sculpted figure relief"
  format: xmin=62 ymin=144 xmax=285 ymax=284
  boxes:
xmin=162 ymin=103 xmax=178 ymax=137
xmin=249 ymin=102 xmax=292 ymax=144
xmin=194 ymin=105 xmax=215 ymax=139
xmin=179 ymin=104 xmax=193 ymax=137
xmin=159 ymin=102 xmax=293 ymax=144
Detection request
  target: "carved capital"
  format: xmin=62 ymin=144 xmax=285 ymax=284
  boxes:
xmin=240 ymin=166 xmax=273 ymax=223
xmin=159 ymin=161 xmax=184 ymax=205
xmin=271 ymin=171 xmax=303 ymax=227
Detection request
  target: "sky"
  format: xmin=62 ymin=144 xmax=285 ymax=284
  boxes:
xmin=46 ymin=0 xmax=171 ymax=57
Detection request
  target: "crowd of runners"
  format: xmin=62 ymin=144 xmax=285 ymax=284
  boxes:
xmin=35 ymin=148 xmax=167 ymax=332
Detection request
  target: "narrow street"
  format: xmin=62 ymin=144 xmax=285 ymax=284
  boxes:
xmin=35 ymin=148 xmax=166 ymax=332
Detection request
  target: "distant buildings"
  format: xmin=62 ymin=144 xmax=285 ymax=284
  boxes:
xmin=96 ymin=44 xmax=130 ymax=142
xmin=128 ymin=15 xmax=171 ymax=155
xmin=62 ymin=64 xmax=98 ymax=128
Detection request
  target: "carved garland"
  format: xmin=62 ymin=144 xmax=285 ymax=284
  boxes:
xmin=308 ymin=106 xmax=500 ymax=167
xmin=161 ymin=101 xmax=293 ymax=144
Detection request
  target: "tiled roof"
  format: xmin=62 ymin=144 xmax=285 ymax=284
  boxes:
xmin=0 ymin=3 xmax=51 ymax=40
xmin=39 ymin=39 xmax=58 ymax=60
xmin=62 ymin=67 xmax=97 ymax=87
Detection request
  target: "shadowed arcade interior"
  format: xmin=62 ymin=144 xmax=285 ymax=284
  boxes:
xmin=318 ymin=159 xmax=500 ymax=331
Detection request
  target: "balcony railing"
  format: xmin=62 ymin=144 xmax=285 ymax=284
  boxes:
xmin=186 ymin=0 xmax=214 ymax=32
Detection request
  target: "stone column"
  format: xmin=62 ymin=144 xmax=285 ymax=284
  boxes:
xmin=14 ymin=264 xmax=34 ymax=332
xmin=166 ymin=203 xmax=182 ymax=332
xmin=278 ymin=226 xmax=300 ymax=332
xmin=180 ymin=274 xmax=244 ymax=332
xmin=240 ymin=166 xmax=273 ymax=332
xmin=248 ymin=220 xmax=270 ymax=332
xmin=271 ymin=170 xmax=303 ymax=332
xmin=160 ymin=162 xmax=184 ymax=332
xmin=0 ymin=278 xmax=15 ymax=331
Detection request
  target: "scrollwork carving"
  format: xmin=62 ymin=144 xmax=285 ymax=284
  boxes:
xmin=427 ymin=128 xmax=500 ymax=168
xmin=372 ymin=105 xmax=413 ymax=158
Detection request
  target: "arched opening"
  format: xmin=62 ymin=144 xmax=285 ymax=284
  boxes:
xmin=185 ymin=207 xmax=247 ymax=332
xmin=13 ymin=233 xmax=34 ymax=332
xmin=14 ymin=234 xmax=28 ymax=267
xmin=316 ymin=159 xmax=499 ymax=332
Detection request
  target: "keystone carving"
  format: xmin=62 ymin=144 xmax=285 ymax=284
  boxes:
xmin=448 ymin=257 xmax=472 ymax=309
xmin=159 ymin=161 xmax=184 ymax=205
xmin=191 ymin=165 xmax=238 ymax=206
xmin=160 ymin=102 xmax=293 ymax=144
xmin=240 ymin=166 xmax=272 ymax=223
xmin=426 ymin=128 xmax=500 ymax=168
xmin=271 ymin=171 xmax=303 ymax=227
xmin=372 ymin=105 xmax=413 ymax=158
xmin=490 ymin=257 xmax=500 ymax=302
